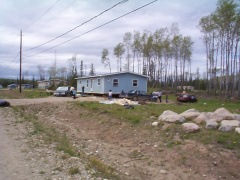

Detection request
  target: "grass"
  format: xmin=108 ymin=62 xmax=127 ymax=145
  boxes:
xmin=72 ymin=98 xmax=240 ymax=151
xmin=0 ymin=89 xmax=51 ymax=99
xmin=68 ymin=167 xmax=80 ymax=175
xmin=87 ymin=157 xmax=117 ymax=179
xmin=186 ymin=129 xmax=240 ymax=150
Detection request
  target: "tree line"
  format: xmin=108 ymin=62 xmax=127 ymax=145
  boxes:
xmin=102 ymin=23 xmax=194 ymax=91
xmin=101 ymin=0 xmax=240 ymax=98
xmin=199 ymin=0 xmax=240 ymax=98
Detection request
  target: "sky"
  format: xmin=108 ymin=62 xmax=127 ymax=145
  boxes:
xmin=0 ymin=0 xmax=219 ymax=80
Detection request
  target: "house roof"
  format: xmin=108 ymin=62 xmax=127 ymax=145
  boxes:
xmin=75 ymin=71 xmax=149 ymax=80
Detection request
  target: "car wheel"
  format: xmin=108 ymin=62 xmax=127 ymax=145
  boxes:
xmin=133 ymin=96 xmax=138 ymax=101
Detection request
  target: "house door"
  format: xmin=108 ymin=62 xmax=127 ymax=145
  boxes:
xmin=91 ymin=79 xmax=93 ymax=91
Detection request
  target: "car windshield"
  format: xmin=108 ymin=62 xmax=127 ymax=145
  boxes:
xmin=128 ymin=90 xmax=136 ymax=93
xmin=57 ymin=87 xmax=68 ymax=91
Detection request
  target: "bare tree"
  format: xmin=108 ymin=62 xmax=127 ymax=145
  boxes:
xmin=123 ymin=32 xmax=132 ymax=71
xmin=37 ymin=64 xmax=45 ymax=80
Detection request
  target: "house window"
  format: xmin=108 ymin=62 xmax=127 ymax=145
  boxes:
xmin=86 ymin=80 xmax=89 ymax=88
xmin=98 ymin=78 xmax=100 ymax=86
xmin=79 ymin=80 xmax=81 ymax=86
xmin=133 ymin=79 xmax=138 ymax=87
xmin=113 ymin=78 xmax=119 ymax=86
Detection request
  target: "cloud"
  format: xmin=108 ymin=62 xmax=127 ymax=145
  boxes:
xmin=0 ymin=0 xmax=219 ymax=79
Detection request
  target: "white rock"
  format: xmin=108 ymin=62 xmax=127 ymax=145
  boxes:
xmin=218 ymin=125 xmax=233 ymax=132
xmin=211 ymin=108 xmax=235 ymax=121
xmin=152 ymin=122 xmax=159 ymax=126
xmin=158 ymin=110 xmax=185 ymax=123
xmin=233 ymin=114 xmax=240 ymax=121
xmin=184 ymin=109 xmax=200 ymax=113
xmin=161 ymin=115 xmax=185 ymax=123
xmin=193 ymin=112 xmax=212 ymax=124
xmin=221 ymin=120 xmax=240 ymax=127
xmin=205 ymin=120 xmax=218 ymax=129
xmin=158 ymin=110 xmax=179 ymax=120
xmin=160 ymin=169 xmax=168 ymax=174
xmin=180 ymin=111 xmax=201 ymax=120
xmin=182 ymin=123 xmax=200 ymax=133
xmin=235 ymin=128 xmax=240 ymax=134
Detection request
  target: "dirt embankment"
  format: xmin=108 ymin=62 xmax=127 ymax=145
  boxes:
xmin=0 ymin=97 xmax=240 ymax=180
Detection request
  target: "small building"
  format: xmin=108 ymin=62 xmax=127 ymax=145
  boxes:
xmin=38 ymin=79 xmax=67 ymax=89
xmin=76 ymin=71 xmax=149 ymax=95
xmin=0 ymin=84 xmax=3 ymax=88
xmin=21 ymin=84 xmax=33 ymax=89
xmin=7 ymin=84 xmax=18 ymax=89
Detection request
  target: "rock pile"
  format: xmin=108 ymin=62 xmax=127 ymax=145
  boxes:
xmin=155 ymin=108 xmax=240 ymax=134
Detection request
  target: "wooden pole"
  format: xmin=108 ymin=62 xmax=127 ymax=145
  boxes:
xmin=20 ymin=30 xmax=22 ymax=93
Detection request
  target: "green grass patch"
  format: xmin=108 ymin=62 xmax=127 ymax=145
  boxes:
xmin=87 ymin=157 xmax=118 ymax=179
xmin=68 ymin=167 xmax=80 ymax=175
xmin=184 ymin=128 xmax=240 ymax=150
xmin=0 ymin=89 xmax=51 ymax=99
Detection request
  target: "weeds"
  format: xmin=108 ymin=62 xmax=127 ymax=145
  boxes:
xmin=11 ymin=105 xmax=120 ymax=179
xmin=68 ymin=167 xmax=80 ymax=175
xmin=87 ymin=157 xmax=117 ymax=179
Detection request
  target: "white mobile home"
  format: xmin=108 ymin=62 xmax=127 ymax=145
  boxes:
xmin=76 ymin=71 xmax=148 ymax=95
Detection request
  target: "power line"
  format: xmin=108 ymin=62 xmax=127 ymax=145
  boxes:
xmin=24 ymin=0 xmax=128 ymax=51
xmin=0 ymin=52 xmax=20 ymax=76
xmin=46 ymin=0 xmax=78 ymax=23
xmin=24 ymin=0 xmax=158 ymax=59
xmin=26 ymin=0 xmax=61 ymax=29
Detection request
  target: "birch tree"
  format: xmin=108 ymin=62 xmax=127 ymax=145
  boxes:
xmin=101 ymin=48 xmax=111 ymax=73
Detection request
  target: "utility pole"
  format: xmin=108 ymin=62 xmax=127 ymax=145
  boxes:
xmin=19 ymin=30 xmax=22 ymax=93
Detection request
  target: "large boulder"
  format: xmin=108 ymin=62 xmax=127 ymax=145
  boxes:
xmin=182 ymin=109 xmax=199 ymax=113
xmin=234 ymin=114 xmax=240 ymax=121
xmin=205 ymin=120 xmax=218 ymax=129
xmin=211 ymin=108 xmax=235 ymax=121
xmin=235 ymin=128 xmax=240 ymax=135
xmin=193 ymin=112 xmax=212 ymax=124
xmin=158 ymin=110 xmax=185 ymax=123
xmin=182 ymin=123 xmax=200 ymax=133
xmin=221 ymin=120 xmax=240 ymax=127
xmin=180 ymin=109 xmax=200 ymax=120
xmin=218 ymin=125 xmax=233 ymax=132
xmin=160 ymin=115 xmax=185 ymax=123
xmin=158 ymin=110 xmax=178 ymax=118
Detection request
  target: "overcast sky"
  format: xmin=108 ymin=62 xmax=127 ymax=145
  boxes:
xmin=0 ymin=0 xmax=219 ymax=79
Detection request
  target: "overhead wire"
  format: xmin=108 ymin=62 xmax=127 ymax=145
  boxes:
xmin=0 ymin=52 xmax=20 ymax=75
xmin=24 ymin=0 xmax=158 ymax=59
xmin=46 ymin=0 xmax=78 ymax=23
xmin=24 ymin=0 xmax=129 ymax=52
xmin=26 ymin=0 xmax=61 ymax=29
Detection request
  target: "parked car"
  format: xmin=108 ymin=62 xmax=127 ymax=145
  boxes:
xmin=53 ymin=86 xmax=71 ymax=97
xmin=177 ymin=94 xmax=197 ymax=102
xmin=0 ymin=100 xmax=10 ymax=107
xmin=119 ymin=90 xmax=152 ymax=101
